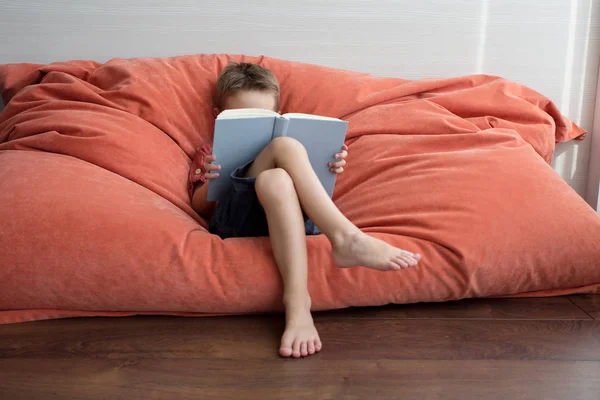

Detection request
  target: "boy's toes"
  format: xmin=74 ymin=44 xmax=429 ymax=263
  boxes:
xmin=408 ymin=253 xmax=420 ymax=264
xmin=315 ymin=338 xmax=323 ymax=351
xmin=308 ymin=341 xmax=316 ymax=355
xmin=399 ymin=254 xmax=417 ymax=267
xmin=280 ymin=334 xmax=293 ymax=357
xmin=393 ymin=256 xmax=409 ymax=268
xmin=301 ymin=342 xmax=308 ymax=357
xmin=388 ymin=260 xmax=402 ymax=270
xmin=280 ymin=346 xmax=292 ymax=357
xmin=407 ymin=252 xmax=420 ymax=263
xmin=292 ymin=340 xmax=302 ymax=358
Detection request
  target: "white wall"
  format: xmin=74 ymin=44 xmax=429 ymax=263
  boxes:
xmin=587 ymin=73 xmax=600 ymax=210
xmin=1 ymin=0 xmax=599 ymax=204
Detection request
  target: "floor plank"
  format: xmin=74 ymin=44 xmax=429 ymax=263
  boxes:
xmin=1 ymin=316 xmax=599 ymax=361
xmin=1 ymin=358 xmax=599 ymax=400
xmin=320 ymin=297 xmax=592 ymax=320
xmin=569 ymin=294 xmax=600 ymax=320
xmin=2 ymin=297 xmax=600 ymax=399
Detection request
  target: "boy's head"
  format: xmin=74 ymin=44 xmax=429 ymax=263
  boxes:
xmin=214 ymin=62 xmax=280 ymax=116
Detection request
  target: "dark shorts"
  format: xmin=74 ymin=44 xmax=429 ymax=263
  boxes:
xmin=209 ymin=160 xmax=321 ymax=239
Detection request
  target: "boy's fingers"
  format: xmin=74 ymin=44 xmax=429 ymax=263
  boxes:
xmin=206 ymin=163 xmax=221 ymax=171
xmin=342 ymin=144 xmax=349 ymax=151
xmin=204 ymin=172 xmax=220 ymax=179
xmin=335 ymin=150 xmax=348 ymax=159
xmin=206 ymin=155 xmax=216 ymax=162
xmin=330 ymin=167 xmax=344 ymax=174
xmin=329 ymin=160 xmax=347 ymax=168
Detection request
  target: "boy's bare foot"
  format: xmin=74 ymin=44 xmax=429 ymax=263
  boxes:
xmin=280 ymin=300 xmax=322 ymax=358
xmin=332 ymin=231 xmax=420 ymax=271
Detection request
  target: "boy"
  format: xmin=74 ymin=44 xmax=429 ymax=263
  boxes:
xmin=189 ymin=62 xmax=421 ymax=358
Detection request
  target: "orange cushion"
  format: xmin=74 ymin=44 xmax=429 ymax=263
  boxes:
xmin=0 ymin=54 xmax=598 ymax=324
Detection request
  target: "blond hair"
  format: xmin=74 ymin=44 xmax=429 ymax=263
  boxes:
xmin=215 ymin=62 xmax=280 ymax=110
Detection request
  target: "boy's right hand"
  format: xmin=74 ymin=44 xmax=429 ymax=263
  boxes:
xmin=204 ymin=155 xmax=221 ymax=180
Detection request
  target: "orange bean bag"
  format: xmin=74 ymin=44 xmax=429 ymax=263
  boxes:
xmin=0 ymin=54 xmax=598 ymax=324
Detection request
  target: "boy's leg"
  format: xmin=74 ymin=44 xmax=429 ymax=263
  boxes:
xmin=255 ymin=168 xmax=321 ymax=358
xmin=248 ymin=137 xmax=421 ymax=271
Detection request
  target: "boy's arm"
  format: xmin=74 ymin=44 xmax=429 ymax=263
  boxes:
xmin=191 ymin=182 xmax=217 ymax=219
xmin=188 ymin=143 xmax=219 ymax=219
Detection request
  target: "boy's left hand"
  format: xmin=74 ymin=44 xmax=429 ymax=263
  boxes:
xmin=329 ymin=144 xmax=348 ymax=174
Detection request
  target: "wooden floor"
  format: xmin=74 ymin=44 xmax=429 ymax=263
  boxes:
xmin=1 ymin=295 xmax=599 ymax=400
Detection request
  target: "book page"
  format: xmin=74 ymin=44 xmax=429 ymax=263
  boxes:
xmin=217 ymin=108 xmax=280 ymax=119
xmin=283 ymin=113 xmax=341 ymax=121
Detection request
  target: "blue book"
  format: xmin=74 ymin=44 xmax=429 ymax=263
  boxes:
xmin=208 ymin=109 xmax=348 ymax=202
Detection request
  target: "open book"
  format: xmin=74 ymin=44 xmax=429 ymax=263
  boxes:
xmin=207 ymin=109 xmax=348 ymax=202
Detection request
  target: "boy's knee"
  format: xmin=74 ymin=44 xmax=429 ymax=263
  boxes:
xmin=255 ymin=168 xmax=295 ymax=203
xmin=270 ymin=136 xmax=307 ymax=157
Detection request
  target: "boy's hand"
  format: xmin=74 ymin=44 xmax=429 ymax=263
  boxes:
xmin=204 ymin=155 xmax=221 ymax=180
xmin=329 ymin=144 xmax=348 ymax=174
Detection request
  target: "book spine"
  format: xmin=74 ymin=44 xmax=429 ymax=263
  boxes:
xmin=273 ymin=116 xmax=290 ymax=138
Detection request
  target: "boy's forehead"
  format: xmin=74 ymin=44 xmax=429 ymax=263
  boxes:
xmin=223 ymin=90 xmax=278 ymax=111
